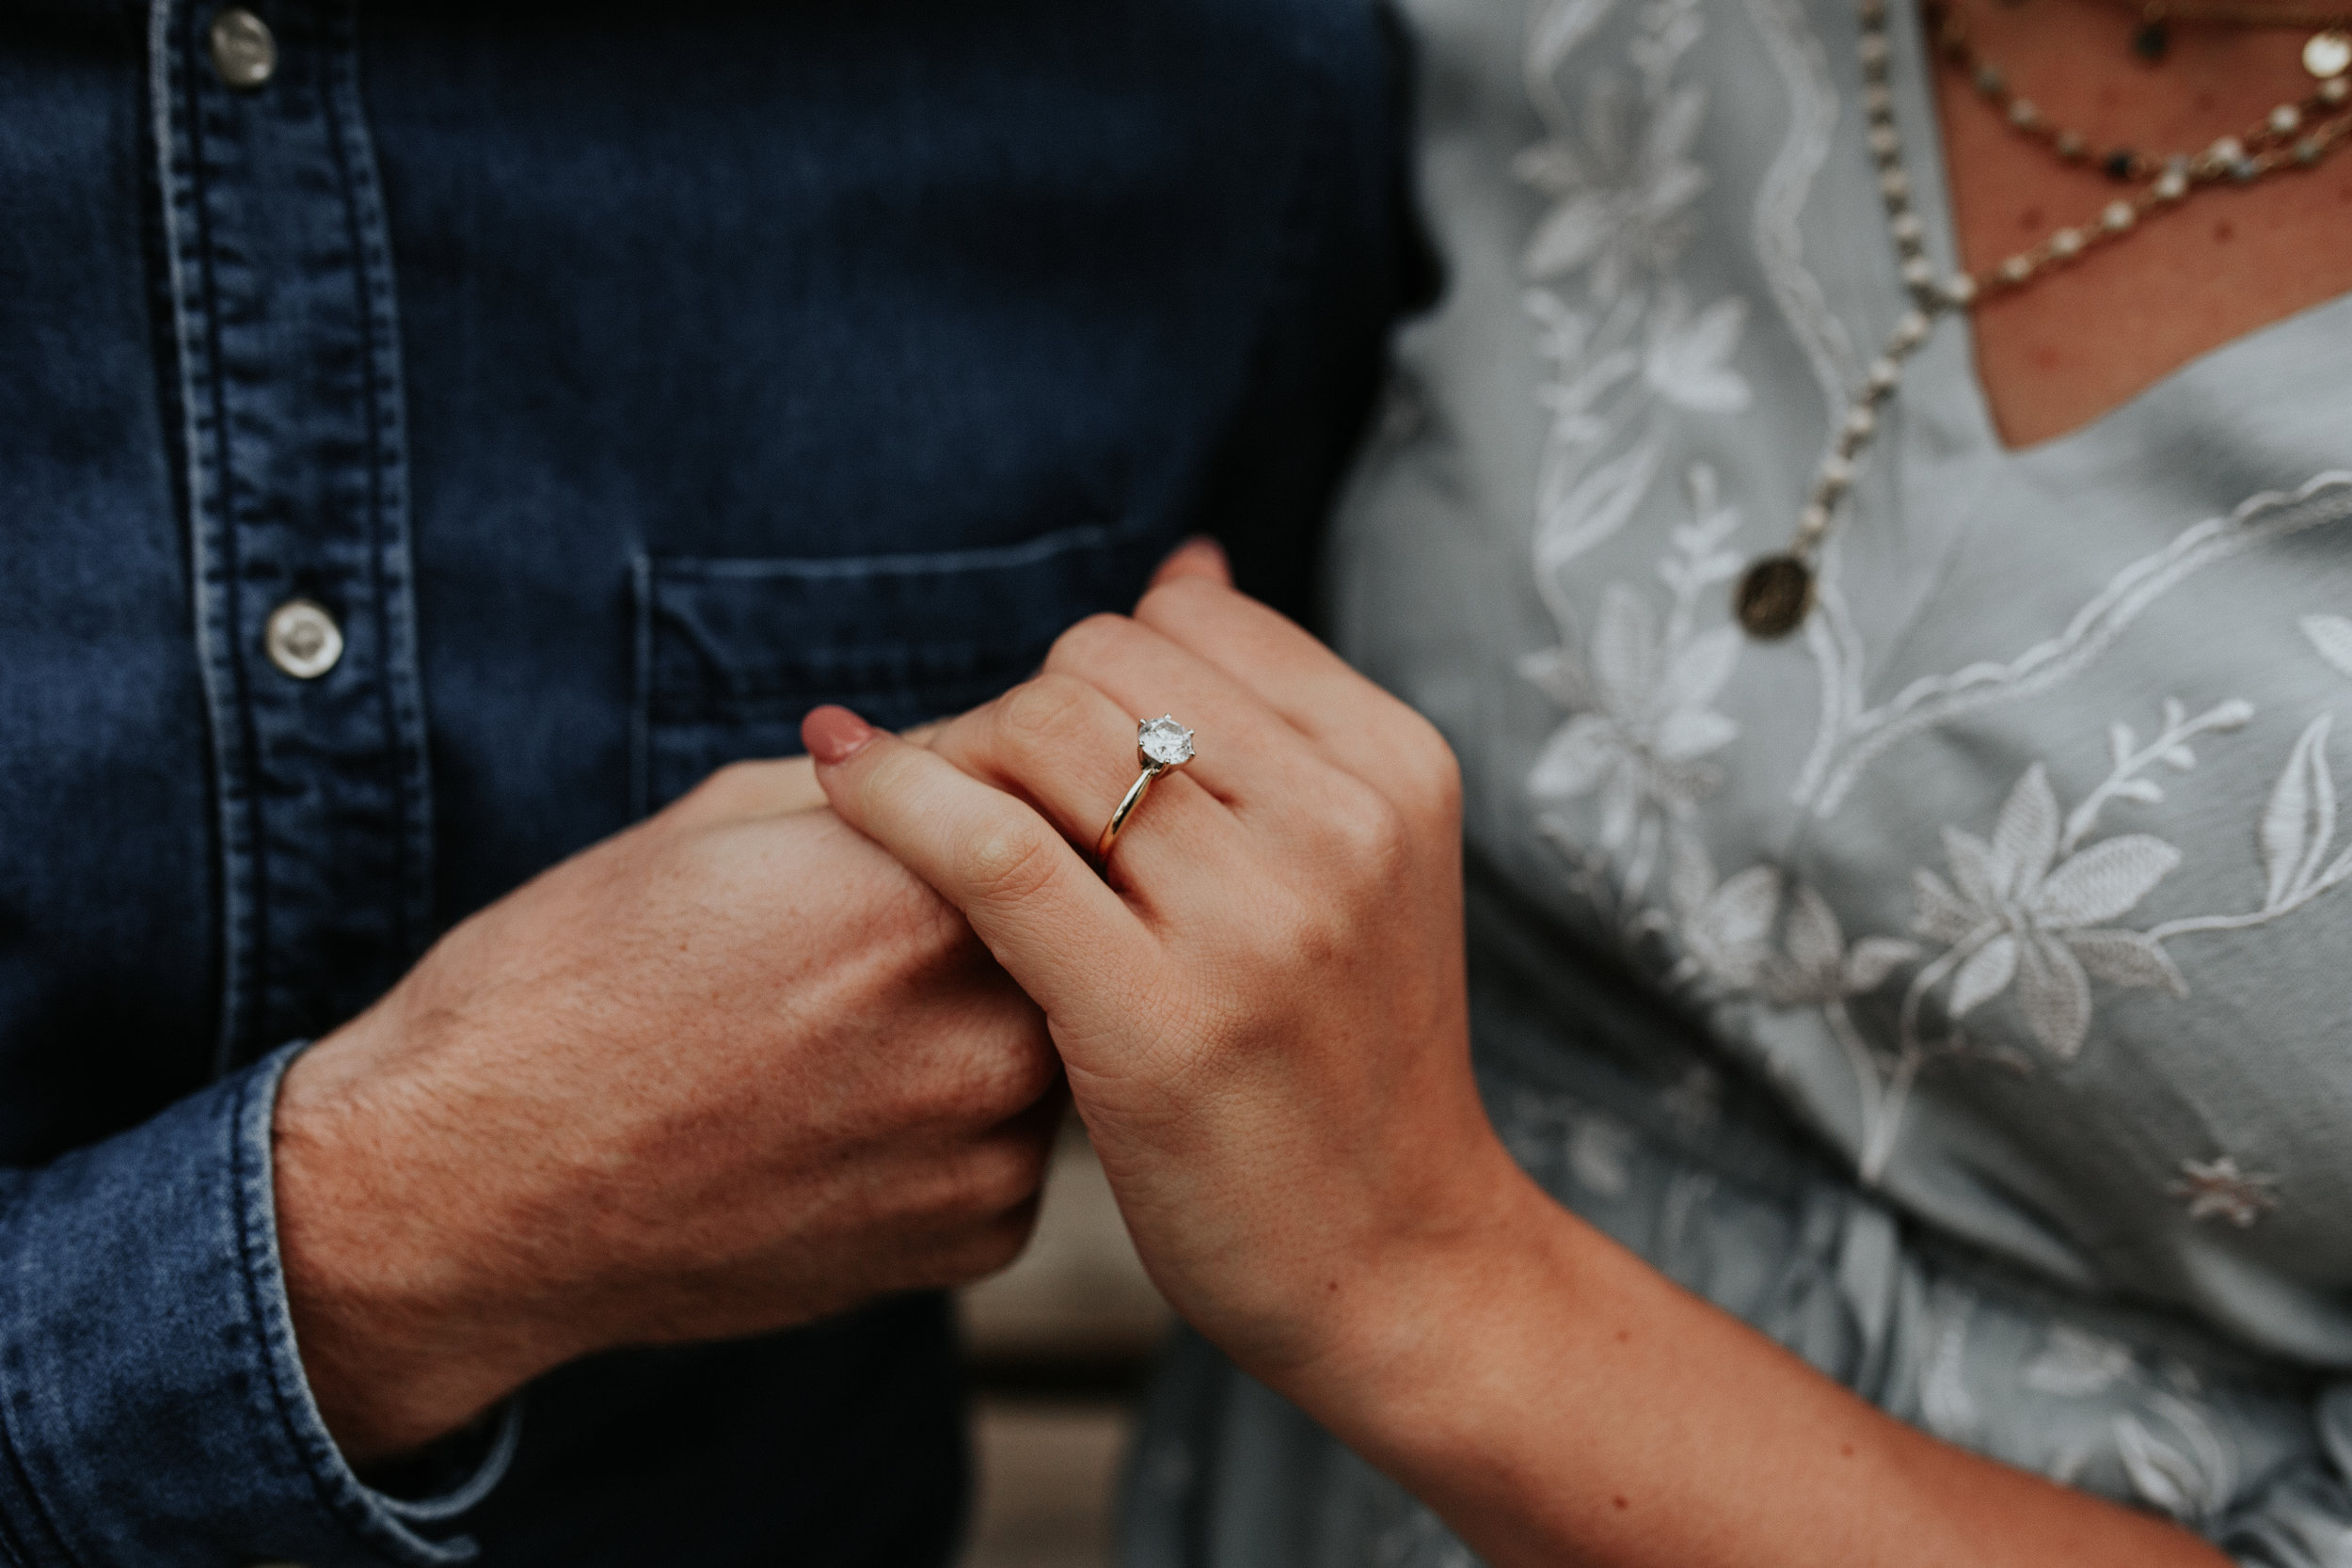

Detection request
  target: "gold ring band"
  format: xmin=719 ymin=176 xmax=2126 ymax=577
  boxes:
xmin=1095 ymin=765 xmax=1166 ymax=860
xmin=1096 ymin=715 xmax=1195 ymax=864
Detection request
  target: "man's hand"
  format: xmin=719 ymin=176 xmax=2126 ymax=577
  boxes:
xmin=272 ymin=756 xmax=1059 ymax=1462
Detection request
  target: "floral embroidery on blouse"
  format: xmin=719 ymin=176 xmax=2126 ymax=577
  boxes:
xmin=1508 ymin=0 xmax=2352 ymax=1205
xmin=2306 ymin=614 xmax=2352 ymax=679
xmin=2169 ymin=1157 xmax=2283 ymax=1228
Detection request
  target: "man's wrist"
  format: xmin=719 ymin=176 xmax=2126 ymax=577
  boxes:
xmin=272 ymin=1028 xmax=566 ymax=1463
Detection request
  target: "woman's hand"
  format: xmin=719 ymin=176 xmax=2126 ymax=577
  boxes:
xmin=806 ymin=564 xmax=2233 ymax=1568
xmin=803 ymin=563 xmax=1533 ymax=1386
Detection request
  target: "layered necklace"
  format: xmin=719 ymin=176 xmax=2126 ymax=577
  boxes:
xmin=2106 ymin=0 xmax=2350 ymax=71
xmin=1731 ymin=0 xmax=2352 ymax=639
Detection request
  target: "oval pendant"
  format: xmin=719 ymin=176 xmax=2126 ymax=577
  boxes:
xmin=1733 ymin=554 xmax=1817 ymax=639
xmin=2305 ymin=29 xmax=2350 ymax=80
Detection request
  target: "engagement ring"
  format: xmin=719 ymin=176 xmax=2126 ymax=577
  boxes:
xmin=1096 ymin=715 xmax=1195 ymax=863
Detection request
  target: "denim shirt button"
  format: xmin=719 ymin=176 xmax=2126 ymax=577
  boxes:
xmin=264 ymin=598 xmax=342 ymax=680
xmin=209 ymin=8 xmax=277 ymax=89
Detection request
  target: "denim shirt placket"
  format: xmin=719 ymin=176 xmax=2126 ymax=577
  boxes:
xmin=56 ymin=4 xmax=516 ymax=1560
xmin=151 ymin=0 xmax=435 ymax=1073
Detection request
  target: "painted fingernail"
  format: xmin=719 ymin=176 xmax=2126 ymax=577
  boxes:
xmin=802 ymin=705 xmax=879 ymax=766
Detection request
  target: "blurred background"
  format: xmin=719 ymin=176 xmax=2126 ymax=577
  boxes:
xmin=956 ymin=1118 xmax=1172 ymax=1568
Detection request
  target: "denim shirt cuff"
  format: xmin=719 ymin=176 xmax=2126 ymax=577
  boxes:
xmin=0 ymin=1042 xmax=516 ymax=1566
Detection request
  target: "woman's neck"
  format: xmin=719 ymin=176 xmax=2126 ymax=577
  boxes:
xmin=1929 ymin=0 xmax=2352 ymax=447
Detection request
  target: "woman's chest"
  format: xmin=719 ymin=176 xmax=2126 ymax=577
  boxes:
xmin=1336 ymin=0 xmax=2352 ymax=1336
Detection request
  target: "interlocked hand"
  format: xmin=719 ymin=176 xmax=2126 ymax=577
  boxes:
xmin=805 ymin=546 xmax=1514 ymax=1382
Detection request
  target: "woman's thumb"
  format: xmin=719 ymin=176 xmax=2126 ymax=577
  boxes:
xmin=1146 ymin=535 xmax=1232 ymax=594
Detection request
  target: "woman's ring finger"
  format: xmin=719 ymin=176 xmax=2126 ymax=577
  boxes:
xmin=1095 ymin=715 xmax=1196 ymax=863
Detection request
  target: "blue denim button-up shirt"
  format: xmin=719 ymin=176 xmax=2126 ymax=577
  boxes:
xmin=0 ymin=2 xmax=1422 ymax=1562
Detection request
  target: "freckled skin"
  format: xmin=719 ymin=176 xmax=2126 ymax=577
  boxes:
xmin=1933 ymin=8 xmax=2352 ymax=446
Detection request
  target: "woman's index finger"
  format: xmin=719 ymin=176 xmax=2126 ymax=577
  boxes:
xmin=804 ymin=706 xmax=1157 ymax=1019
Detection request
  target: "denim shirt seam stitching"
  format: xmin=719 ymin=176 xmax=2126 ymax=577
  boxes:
xmin=319 ymin=0 xmax=436 ymax=965
xmin=151 ymin=0 xmax=264 ymax=1077
xmin=189 ymin=12 xmax=267 ymax=1075
xmin=230 ymin=1049 xmax=464 ymax=1564
xmin=229 ymin=1056 xmax=348 ymax=1531
xmin=644 ymin=515 xmax=1157 ymax=582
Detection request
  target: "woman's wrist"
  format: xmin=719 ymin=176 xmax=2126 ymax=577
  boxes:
xmin=1263 ymin=1136 xmax=1586 ymax=1459
xmin=1257 ymin=1148 xmax=2237 ymax=1568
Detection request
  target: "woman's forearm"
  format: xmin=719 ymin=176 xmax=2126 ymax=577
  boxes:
xmin=801 ymin=575 xmax=2231 ymax=1568
xmin=1281 ymin=1152 xmax=2228 ymax=1568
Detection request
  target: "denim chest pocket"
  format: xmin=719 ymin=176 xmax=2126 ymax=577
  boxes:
xmin=631 ymin=520 xmax=1164 ymax=814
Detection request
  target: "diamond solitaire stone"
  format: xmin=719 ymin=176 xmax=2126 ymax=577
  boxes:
xmin=1137 ymin=715 xmax=1195 ymax=768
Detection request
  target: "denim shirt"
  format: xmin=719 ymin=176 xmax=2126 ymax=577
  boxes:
xmin=0 ymin=2 xmax=1422 ymax=1563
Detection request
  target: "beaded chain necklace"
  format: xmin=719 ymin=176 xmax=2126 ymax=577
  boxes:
xmin=1731 ymin=0 xmax=2352 ymax=639
xmin=1931 ymin=0 xmax=2352 ymax=181
xmin=2105 ymin=0 xmax=2351 ymax=71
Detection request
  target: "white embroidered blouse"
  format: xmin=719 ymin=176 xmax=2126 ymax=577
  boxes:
xmin=1122 ymin=0 xmax=2352 ymax=1562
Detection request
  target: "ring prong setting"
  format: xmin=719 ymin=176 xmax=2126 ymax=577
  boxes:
xmin=1137 ymin=715 xmax=1196 ymax=769
xmin=1099 ymin=715 xmax=1195 ymax=864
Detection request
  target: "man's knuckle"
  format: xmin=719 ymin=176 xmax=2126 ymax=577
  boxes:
xmin=991 ymin=1030 xmax=1061 ymax=1115
xmin=996 ymin=1138 xmax=1055 ymax=1209
xmin=952 ymin=1033 xmax=1056 ymax=1124
xmin=949 ymin=1208 xmax=1040 ymax=1282
xmin=951 ymin=1143 xmax=1045 ymax=1220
